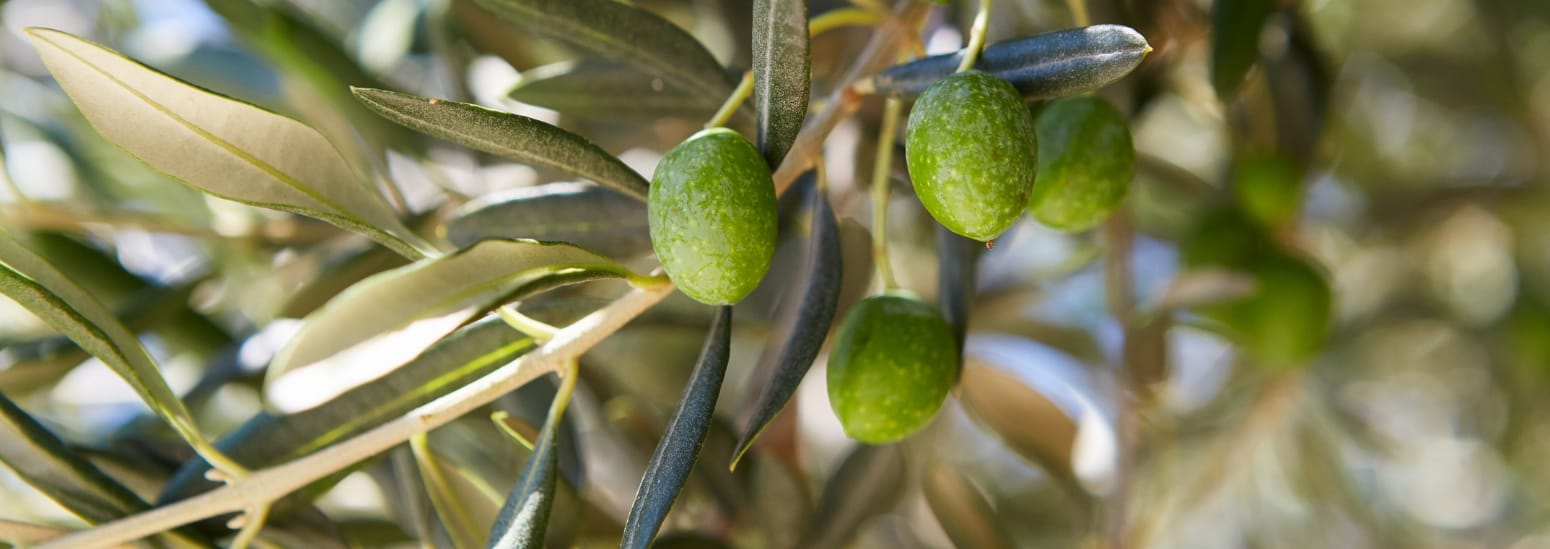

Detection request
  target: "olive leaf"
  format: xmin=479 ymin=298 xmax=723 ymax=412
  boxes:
xmin=0 ymin=390 xmax=208 ymax=547
xmin=352 ymin=88 xmax=650 ymax=201
xmin=803 ymin=443 xmax=907 ymax=549
xmin=922 ymin=462 xmax=1015 ymax=549
xmin=0 ymin=229 xmax=216 ymax=472
xmin=485 ymin=385 xmax=564 ymax=548
xmin=935 ymin=224 xmax=979 ymax=362
xmin=471 ymin=0 xmax=735 ymax=104
xmin=621 ymin=306 xmax=733 ymax=549
xmin=160 ymin=317 xmax=537 ymax=504
xmin=445 ymin=182 xmax=651 ymax=260
xmin=869 ymin=24 xmax=1151 ymax=100
xmin=752 ymin=0 xmax=810 ymax=166
xmin=267 ymin=239 xmax=639 ymax=412
xmin=281 ymin=245 xmax=412 ymax=319
xmin=509 ymin=61 xmax=724 ymax=122
xmin=1210 ymin=0 xmax=1276 ymax=100
xmin=731 ymin=183 xmax=840 ymax=468
xmin=24 ymin=28 xmax=429 ymax=259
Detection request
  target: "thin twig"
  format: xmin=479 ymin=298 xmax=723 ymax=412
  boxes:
xmin=955 ymin=0 xmax=993 ymax=73
xmin=1103 ymin=211 xmax=1136 ymax=549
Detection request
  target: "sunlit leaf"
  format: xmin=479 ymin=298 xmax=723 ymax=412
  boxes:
xmin=25 ymin=28 xmax=428 ymax=259
xmin=471 ymin=0 xmax=735 ymax=105
xmin=353 ymin=88 xmax=650 ymax=201
xmin=803 ymin=443 xmax=906 ymax=549
xmin=509 ymin=61 xmax=724 ymax=121
xmin=732 ymin=183 xmax=840 ymax=468
xmin=752 ymin=0 xmax=810 ymax=166
xmin=445 ymin=182 xmax=651 ymax=260
xmin=160 ymin=317 xmax=537 ymax=504
xmin=268 ymin=239 xmax=638 ymax=412
xmin=922 ymin=462 xmax=1015 ymax=549
xmin=622 ymin=306 xmax=733 ymax=549
xmin=869 ymin=25 xmax=1151 ymax=99
xmin=0 ymin=229 xmax=212 ymax=468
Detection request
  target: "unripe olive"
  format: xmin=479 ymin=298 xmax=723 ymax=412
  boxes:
xmin=648 ymin=128 xmax=777 ymax=305
xmin=827 ymin=292 xmax=957 ymax=444
xmin=905 ymin=70 xmax=1038 ymax=241
xmin=1029 ymin=96 xmax=1134 ymax=231
xmin=1200 ymin=252 xmax=1331 ymax=366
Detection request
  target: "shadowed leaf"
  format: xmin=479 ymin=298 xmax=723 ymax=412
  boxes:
xmin=622 ymin=306 xmax=733 ymax=549
xmin=870 ymin=25 xmax=1151 ymax=100
xmin=445 ymin=182 xmax=651 ymax=259
xmin=509 ymin=61 xmax=723 ymax=121
xmin=485 ymin=388 xmax=564 ymax=548
xmin=922 ymin=462 xmax=1015 ymax=549
xmin=752 ymin=0 xmax=810 ymax=166
xmin=803 ymin=443 xmax=906 ymax=549
xmin=1210 ymin=0 xmax=1275 ymax=100
xmin=731 ymin=182 xmax=840 ymax=468
xmin=353 ymin=88 xmax=650 ymax=201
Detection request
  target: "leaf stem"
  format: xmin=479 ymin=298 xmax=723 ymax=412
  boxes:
xmin=809 ymin=6 xmax=884 ymax=37
xmin=956 ymin=0 xmax=994 ymax=73
xmin=870 ymin=96 xmax=904 ymax=290
xmin=705 ymin=71 xmax=755 ymax=130
xmin=1065 ymin=0 xmax=1091 ymax=27
xmin=497 ymin=306 xmax=560 ymax=342
xmin=410 ymin=433 xmax=482 ymax=549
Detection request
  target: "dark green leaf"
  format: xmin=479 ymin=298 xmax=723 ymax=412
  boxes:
xmin=922 ymin=462 xmax=1015 ymax=549
xmin=869 ymin=25 xmax=1151 ymax=99
xmin=752 ymin=0 xmax=810 ymax=166
xmin=471 ymin=0 xmax=734 ymax=104
xmin=935 ymin=224 xmax=978 ymax=365
xmin=621 ymin=306 xmax=733 ymax=549
xmin=731 ymin=182 xmax=840 ymax=468
xmin=1210 ymin=0 xmax=1275 ymax=100
xmin=509 ymin=61 xmax=724 ymax=122
xmin=485 ymin=391 xmax=562 ymax=548
xmin=353 ymin=88 xmax=650 ymax=201
xmin=803 ymin=443 xmax=906 ymax=549
xmin=495 ymin=377 xmax=586 ymax=489
xmin=445 ymin=182 xmax=651 ymax=260
xmin=159 ymin=317 xmax=536 ymax=504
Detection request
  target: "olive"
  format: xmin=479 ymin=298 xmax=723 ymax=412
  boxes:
xmin=648 ymin=128 xmax=777 ymax=305
xmin=1199 ymin=252 xmax=1331 ymax=365
xmin=1028 ymin=96 xmax=1134 ymax=231
xmin=905 ymin=70 xmax=1038 ymax=241
xmin=827 ymin=292 xmax=957 ymax=443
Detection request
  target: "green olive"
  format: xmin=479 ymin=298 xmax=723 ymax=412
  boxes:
xmin=827 ymin=292 xmax=957 ymax=444
xmin=1200 ymin=252 xmax=1331 ymax=366
xmin=648 ymin=128 xmax=777 ymax=305
xmin=905 ymin=70 xmax=1038 ymax=241
xmin=1028 ymin=96 xmax=1134 ymax=231
xmin=1231 ymin=153 xmax=1302 ymax=228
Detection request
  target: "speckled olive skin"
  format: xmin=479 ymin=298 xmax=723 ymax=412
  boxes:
xmin=649 ymin=128 xmax=777 ymax=305
xmin=905 ymin=70 xmax=1038 ymax=241
xmin=826 ymin=292 xmax=957 ymax=444
xmin=1029 ymin=96 xmax=1134 ymax=231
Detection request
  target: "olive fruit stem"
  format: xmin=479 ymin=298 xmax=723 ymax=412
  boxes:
xmin=809 ymin=6 xmax=885 ymax=37
xmin=871 ymin=96 xmax=904 ymax=290
xmin=955 ymin=0 xmax=993 ymax=73
xmin=1065 ymin=0 xmax=1091 ymax=27
xmin=705 ymin=71 xmax=756 ymax=129
xmin=498 ymin=305 xmax=560 ymax=343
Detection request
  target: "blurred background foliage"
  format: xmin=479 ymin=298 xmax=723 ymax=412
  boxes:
xmin=0 ymin=0 xmax=1548 ymax=547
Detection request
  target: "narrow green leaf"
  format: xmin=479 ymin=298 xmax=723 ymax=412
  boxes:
xmin=411 ymin=434 xmax=487 ymax=549
xmin=509 ymin=61 xmax=724 ymax=121
xmin=935 ymin=224 xmax=978 ymax=364
xmin=803 ymin=443 xmax=906 ymax=549
xmin=353 ymin=88 xmax=650 ymax=201
xmin=445 ymin=182 xmax=651 ymax=260
xmin=268 ymin=239 xmax=638 ymax=412
xmin=1210 ymin=0 xmax=1276 ymax=100
xmin=160 ymin=317 xmax=537 ymax=504
xmin=471 ymin=0 xmax=734 ymax=104
xmin=24 ymin=28 xmax=428 ymax=259
xmin=869 ymin=25 xmax=1151 ymax=99
xmin=0 ymin=391 xmax=150 ymax=523
xmin=280 ymin=245 xmax=412 ymax=319
xmin=731 ymin=183 xmax=840 ymax=468
xmin=622 ymin=306 xmax=733 ymax=549
xmin=752 ymin=0 xmax=810 ymax=166
xmin=485 ymin=395 xmax=561 ymax=548
xmin=922 ymin=462 xmax=1015 ymax=549
xmin=0 ymin=230 xmax=210 ymax=466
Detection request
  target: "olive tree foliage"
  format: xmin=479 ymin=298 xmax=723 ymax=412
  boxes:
xmin=0 ymin=0 xmax=1544 ymax=547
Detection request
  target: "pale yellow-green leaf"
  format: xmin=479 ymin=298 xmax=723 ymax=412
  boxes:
xmin=24 ymin=27 xmax=430 ymax=258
